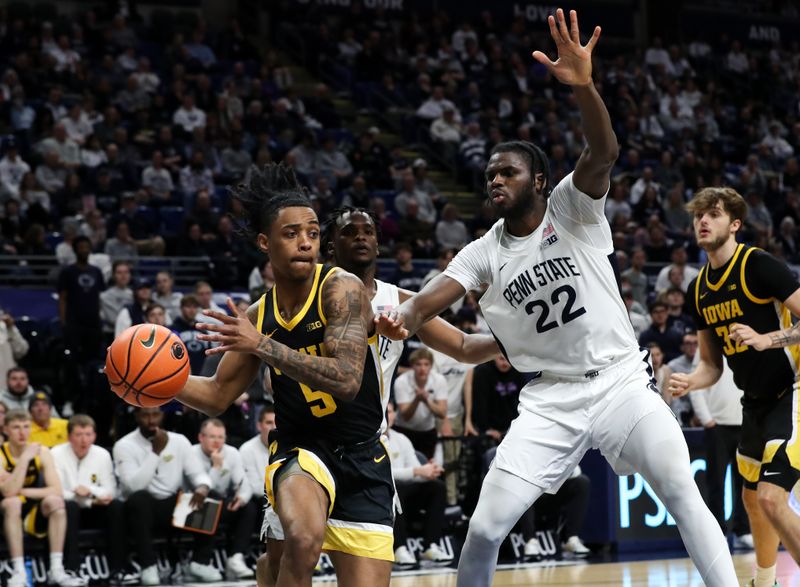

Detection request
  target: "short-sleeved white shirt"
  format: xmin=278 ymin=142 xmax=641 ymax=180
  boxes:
xmin=392 ymin=369 xmax=448 ymax=431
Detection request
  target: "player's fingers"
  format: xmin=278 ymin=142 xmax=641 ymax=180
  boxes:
xmin=205 ymin=344 xmax=232 ymax=355
xmin=585 ymin=25 xmax=602 ymax=51
xmin=556 ymin=8 xmax=572 ymax=43
xmin=226 ymin=296 xmax=239 ymax=316
xmin=546 ymin=14 xmax=563 ymax=45
xmin=532 ymin=50 xmax=556 ymax=69
xmin=203 ymin=309 xmax=236 ymax=323
xmin=569 ymin=9 xmax=580 ymax=43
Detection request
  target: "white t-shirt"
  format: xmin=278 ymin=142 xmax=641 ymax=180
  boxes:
xmin=444 ymin=172 xmax=637 ymax=386
xmin=431 ymin=349 xmax=469 ymax=419
xmin=392 ymin=369 xmax=448 ymax=431
xmin=51 ymin=443 xmax=117 ymax=507
xmin=239 ymin=434 xmax=270 ymax=499
xmin=190 ymin=444 xmax=251 ymax=503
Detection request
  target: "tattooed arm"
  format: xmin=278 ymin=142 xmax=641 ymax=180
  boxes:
xmin=196 ymin=273 xmax=373 ymax=402
xmin=729 ymin=288 xmax=800 ymax=350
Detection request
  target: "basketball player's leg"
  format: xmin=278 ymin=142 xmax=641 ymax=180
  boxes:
xmin=41 ymin=494 xmax=67 ymax=557
xmin=755 ymin=443 xmax=800 ymax=563
xmin=328 ymin=551 xmax=391 ymax=587
xmin=742 ymin=487 xmax=780 ymax=567
xmin=256 ymin=539 xmax=283 ymax=587
xmin=616 ymin=410 xmax=737 ymax=586
xmin=273 ymin=465 xmax=329 ymax=587
xmin=456 ymin=466 xmax=545 ymax=587
xmin=1 ymin=496 xmax=24 ymax=558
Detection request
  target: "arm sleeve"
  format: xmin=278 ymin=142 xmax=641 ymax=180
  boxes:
xmin=390 ymin=434 xmax=418 ymax=482
xmin=113 ymin=442 xmax=159 ymax=494
xmin=90 ymin=450 xmax=116 ymax=500
xmin=53 ymin=457 xmax=75 ymax=501
xmin=230 ymin=449 xmax=251 ymax=503
xmin=443 ymin=235 xmax=494 ymax=292
xmin=745 ymin=250 xmax=800 ymax=302
xmin=547 ymin=172 xmax=613 ymax=251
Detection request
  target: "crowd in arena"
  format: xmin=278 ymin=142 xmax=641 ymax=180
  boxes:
xmin=0 ymin=0 xmax=798 ymax=583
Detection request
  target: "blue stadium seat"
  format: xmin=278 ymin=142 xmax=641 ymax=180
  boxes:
xmin=159 ymin=206 xmax=185 ymax=237
xmin=370 ymin=190 xmax=397 ymax=211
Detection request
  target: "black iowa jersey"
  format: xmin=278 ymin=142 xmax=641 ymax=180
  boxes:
xmin=0 ymin=442 xmax=42 ymax=488
xmin=690 ymin=244 xmax=800 ymax=405
xmin=256 ymin=264 xmax=384 ymax=445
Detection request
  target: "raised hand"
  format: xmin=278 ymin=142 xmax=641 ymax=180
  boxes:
xmin=374 ymin=309 xmax=410 ymax=341
xmin=532 ymin=8 xmax=601 ymax=87
xmin=197 ymin=297 xmax=263 ymax=355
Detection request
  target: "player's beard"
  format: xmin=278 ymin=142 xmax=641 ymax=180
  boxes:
xmin=490 ymin=180 xmax=537 ymax=219
xmin=700 ymin=231 xmax=730 ymax=253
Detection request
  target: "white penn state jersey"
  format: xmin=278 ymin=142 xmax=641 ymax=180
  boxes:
xmin=444 ymin=172 xmax=637 ymax=377
xmin=373 ymin=279 xmax=403 ymax=424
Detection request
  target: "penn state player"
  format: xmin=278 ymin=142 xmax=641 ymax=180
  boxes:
xmin=377 ymin=9 xmax=737 ymax=586
xmin=176 ymin=164 xmax=393 ymax=587
xmin=255 ymin=207 xmax=501 ymax=585
xmin=670 ymin=187 xmax=800 ymax=587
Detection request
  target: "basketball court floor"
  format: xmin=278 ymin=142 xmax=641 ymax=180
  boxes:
xmin=176 ymin=551 xmax=799 ymax=586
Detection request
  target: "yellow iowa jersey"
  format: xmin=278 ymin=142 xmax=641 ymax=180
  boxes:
xmin=0 ymin=442 xmax=42 ymax=488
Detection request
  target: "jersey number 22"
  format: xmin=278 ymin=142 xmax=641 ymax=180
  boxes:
xmin=524 ymin=284 xmax=587 ymax=333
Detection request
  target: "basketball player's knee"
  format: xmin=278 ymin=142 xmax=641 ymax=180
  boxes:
xmin=756 ymin=483 xmax=785 ymax=520
xmin=255 ymin=553 xmax=271 ymax=587
xmin=468 ymin=514 xmax=508 ymax=546
xmin=1 ymin=496 xmax=21 ymax=514
xmin=42 ymin=494 xmax=65 ymax=514
xmin=282 ymin=526 xmax=323 ymax=570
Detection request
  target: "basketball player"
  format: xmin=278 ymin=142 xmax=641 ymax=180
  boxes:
xmin=176 ymin=164 xmax=393 ymax=587
xmin=255 ymin=206 xmax=502 ymax=585
xmin=669 ymin=186 xmax=800 ymax=587
xmin=376 ymin=9 xmax=737 ymax=586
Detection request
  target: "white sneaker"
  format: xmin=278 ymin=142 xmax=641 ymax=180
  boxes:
xmin=563 ymin=535 xmax=590 ymax=557
xmin=186 ymin=561 xmax=223 ymax=583
xmin=393 ymin=545 xmax=417 ymax=567
xmin=225 ymin=552 xmax=254 ymax=580
xmin=8 ymin=571 xmax=27 ymax=587
xmin=139 ymin=565 xmax=160 ymax=586
xmin=733 ymin=533 xmax=755 ymax=550
xmin=48 ymin=568 xmax=88 ymax=587
xmin=421 ymin=543 xmax=453 ymax=564
xmin=524 ymin=537 xmax=543 ymax=561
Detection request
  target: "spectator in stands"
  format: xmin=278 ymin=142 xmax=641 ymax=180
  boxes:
xmin=744 ymin=190 xmax=773 ymax=239
xmin=605 ymin=181 xmax=633 ymax=224
xmin=430 ymin=106 xmax=463 ymax=163
xmin=663 ymin=287 xmax=694 ymax=333
xmin=688 ymin=363 xmax=752 ymax=549
xmin=315 ymin=135 xmax=353 ymax=189
xmin=516 ymin=465 xmax=592 ymax=559
xmin=191 ymin=419 xmax=255 ymax=580
xmin=350 ymin=130 xmax=390 ymax=188
xmin=663 ymin=183 xmax=692 ymax=236
xmin=194 ymin=281 xmax=224 ymax=324
xmin=152 ymin=271 xmax=182 ymax=322
xmin=179 ymin=151 xmax=215 ymax=198
xmin=340 ymin=174 xmax=370 ymax=208
xmin=141 ymin=151 xmax=175 ymax=203
xmin=0 ymin=311 xmax=29 ymax=382
xmin=171 ymin=294 xmax=211 ymax=375
xmin=421 ymin=249 xmax=455 ymax=289
xmin=399 ymin=199 xmax=436 ymax=258
xmin=465 ymin=355 xmax=524 ymax=446
xmin=239 ymin=404 xmax=275 ymax=500
xmin=144 ymin=303 xmax=167 ymax=327
xmin=115 ymin=74 xmax=150 ymax=115
xmin=395 ymin=170 xmax=436 ymax=224
xmin=58 ymin=236 xmax=104 ymax=363
xmin=654 ymin=244 xmax=699 ymax=293
xmin=778 ymin=217 xmax=800 ymax=263
xmin=0 ymin=409 xmax=85 ymax=587
xmin=114 ymin=277 xmax=152 ymax=337
xmin=638 ymin=300 xmax=683 ymax=362
xmin=623 ymin=286 xmax=650 ymax=338
xmin=172 ymin=94 xmax=207 ymax=135
xmin=385 ymin=402 xmax=452 ymax=567
xmin=104 ymin=220 xmax=138 ymax=261
xmin=0 ymin=141 xmax=30 ymax=202
xmin=38 ymin=123 xmax=81 ymax=170
xmin=416 ymin=85 xmax=460 ymax=122
xmin=662 ymin=332 xmax=699 ymax=427
xmin=436 ymin=204 xmax=469 ymax=251
xmin=392 ymin=348 xmax=448 ymax=459
xmin=36 ymin=149 xmax=68 ymax=194
xmin=620 ymin=247 xmax=649 ymax=307
xmin=0 ymin=367 xmax=38 ymax=413
xmin=99 ymin=260 xmax=133 ymax=340
xmin=221 ymin=131 xmax=252 ymax=180
xmin=390 ymin=242 xmax=424 ymax=292
xmin=113 ymin=407 xmax=214 ymax=585
xmin=248 ymin=259 xmax=275 ymax=301
xmin=459 ymin=122 xmax=488 ymax=180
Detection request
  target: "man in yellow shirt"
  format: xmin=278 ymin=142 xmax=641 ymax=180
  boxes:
xmin=29 ymin=392 xmax=68 ymax=448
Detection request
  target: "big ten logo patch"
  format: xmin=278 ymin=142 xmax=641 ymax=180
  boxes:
xmin=305 ymin=320 xmax=323 ymax=333
xmin=405 ymin=535 xmax=456 ymax=559
xmin=509 ymin=530 xmax=558 ymax=559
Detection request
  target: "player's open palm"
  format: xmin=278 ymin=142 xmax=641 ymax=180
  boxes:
xmin=197 ymin=297 xmax=263 ymax=355
xmin=533 ymin=8 xmax=600 ymax=87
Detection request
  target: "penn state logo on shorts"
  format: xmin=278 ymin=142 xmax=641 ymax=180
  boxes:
xmin=541 ymin=222 xmax=559 ymax=249
xmin=171 ymin=342 xmax=185 ymax=360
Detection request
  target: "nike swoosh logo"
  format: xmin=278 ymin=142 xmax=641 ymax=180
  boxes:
xmin=140 ymin=326 xmax=157 ymax=349
xmin=499 ymin=262 xmax=509 ymax=272
xmin=700 ymin=292 xmax=709 ymax=299
xmin=373 ymin=454 xmax=386 ymax=463
xmin=763 ymin=471 xmax=781 ymax=476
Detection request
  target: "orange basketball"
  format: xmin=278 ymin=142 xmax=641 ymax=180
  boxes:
xmin=105 ymin=324 xmax=190 ymax=408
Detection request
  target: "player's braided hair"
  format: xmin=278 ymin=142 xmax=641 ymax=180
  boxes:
xmin=489 ymin=141 xmax=552 ymax=198
xmin=230 ymin=163 xmax=312 ymax=240
xmin=321 ymin=205 xmax=381 ymax=252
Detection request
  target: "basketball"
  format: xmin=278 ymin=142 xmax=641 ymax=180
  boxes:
xmin=105 ymin=324 xmax=190 ymax=408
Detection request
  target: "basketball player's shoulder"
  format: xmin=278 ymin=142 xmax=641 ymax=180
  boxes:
xmin=320 ymin=268 xmax=368 ymax=305
xmin=246 ymin=298 xmax=263 ymax=325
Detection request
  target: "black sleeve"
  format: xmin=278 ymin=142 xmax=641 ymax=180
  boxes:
xmin=471 ymin=365 xmax=489 ymax=433
xmin=746 ymin=250 xmax=800 ymax=302
xmin=686 ymin=276 xmax=708 ymax=330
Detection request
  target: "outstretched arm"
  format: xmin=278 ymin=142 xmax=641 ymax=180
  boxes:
xmin=533 ymin=8 xmax=618 ymax=198
xmin=198 ymin=272 xmax=373 ymax=402
xmin=399 ymin=288 xmax=499 ymax=363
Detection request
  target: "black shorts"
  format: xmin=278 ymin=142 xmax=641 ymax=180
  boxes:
xmin=265 ymin=431 xmax=394 ymax=561
xmin=738 ymin=383 xmax=800 ymax=491
xmin=21 ymin=498 xmax=47 ymax=538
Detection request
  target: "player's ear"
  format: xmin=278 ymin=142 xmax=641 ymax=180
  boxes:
xmin=731 ymin=218 xmax=742 ymax=233
xmin=534 ymin=172 xmax=546 ymax=193
xmin=256 ymin=232 xmax=269 ymax=254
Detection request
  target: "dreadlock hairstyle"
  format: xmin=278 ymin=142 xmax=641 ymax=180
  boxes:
xmin=489 ymin=141 xmax=552 ymax=198
xmin=321 ymin=205 xmax=381 ymax=256
xmin=230 ymin=163 xmax=312 ymax=240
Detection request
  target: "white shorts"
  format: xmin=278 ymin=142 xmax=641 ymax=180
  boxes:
xmin=261 ymin=503 xmax=284 ymax=541
xmin=494 ymin=348 xmax=673 ymax=493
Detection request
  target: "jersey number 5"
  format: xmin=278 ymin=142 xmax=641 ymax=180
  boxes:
xmin=524 ymin=284 xmax=587 ymax=333
xmin=715 ymin=325 xmax=747 ymax=356
xmin=299 ymin=383 xmax=338 ymax=417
